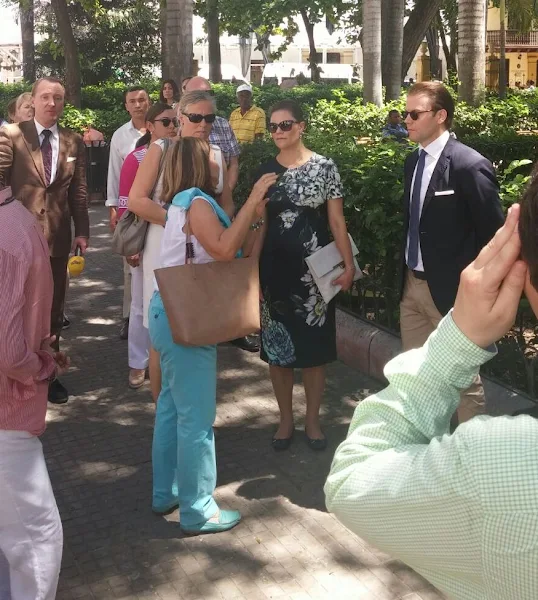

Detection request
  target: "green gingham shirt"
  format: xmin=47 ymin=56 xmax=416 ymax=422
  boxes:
xmin=325 ymin=313 xmax=538 ymax=600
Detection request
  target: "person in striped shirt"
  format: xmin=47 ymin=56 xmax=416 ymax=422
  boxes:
xmin=229 ymin=84 xmax=266 ymax=144
xmin=117 ymin=102 xmax=178 ymax=391
xmin=0 ymin=185 xmax=70 ymax=600
xmin=325 ymin=201 xmax=538 ymax=600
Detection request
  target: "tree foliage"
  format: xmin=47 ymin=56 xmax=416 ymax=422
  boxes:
xmin=34 ymin=0 xmax=161 ymax=85
xmin=194 ymin=0 xmax=352 ymax=68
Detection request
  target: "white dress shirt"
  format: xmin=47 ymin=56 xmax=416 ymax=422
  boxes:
xmin=35 ymin=120 xmax=59 ymax=185
xmin=106 ymin=120 xmax=144 ymax=207
xmin=405 ymin=129 xmax=450 ymax=272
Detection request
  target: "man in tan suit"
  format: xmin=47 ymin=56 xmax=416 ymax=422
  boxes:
xmin=0 ymin=76 xmax=89 ymax=404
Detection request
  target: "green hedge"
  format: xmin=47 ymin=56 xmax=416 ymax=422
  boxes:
xmin=236 ymin=133 xmax=531 ymax=331
xmin=5 ymin=80 xmax=538 ymax=141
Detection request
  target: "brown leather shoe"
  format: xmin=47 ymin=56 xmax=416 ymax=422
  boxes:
xmin=129 ymin=368 xmax=146 ymax=389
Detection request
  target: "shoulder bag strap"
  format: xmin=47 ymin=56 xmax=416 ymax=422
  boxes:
xmin=149 ymin=138 xmax=171 ymax=200
xmin=184 ymin=209 xmax=195 ymax=265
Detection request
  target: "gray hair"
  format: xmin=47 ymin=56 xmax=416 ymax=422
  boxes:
xmin=178 ymin=91 xmax=216 ymax=114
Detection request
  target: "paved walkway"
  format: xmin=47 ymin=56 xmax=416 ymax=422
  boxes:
xmin=47 ymin=203 xmax=444 ymax=600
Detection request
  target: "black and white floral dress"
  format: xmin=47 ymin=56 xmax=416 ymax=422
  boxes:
xmin=256 ymin=154 xmax=343 ymax=369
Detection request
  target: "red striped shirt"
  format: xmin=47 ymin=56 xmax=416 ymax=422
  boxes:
xmin=118 ymin=145 xmax=148 ymax=219
xmin=0 ymin=187 xmax=56 ymax=436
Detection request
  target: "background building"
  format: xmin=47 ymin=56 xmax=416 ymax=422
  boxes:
xmin=486 ymin=6 xmax=538 ymax=88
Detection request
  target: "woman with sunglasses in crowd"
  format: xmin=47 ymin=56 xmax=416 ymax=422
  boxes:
xmin=159 ymin=79 xmax=180 ymax=108
xmin=118 ymin=102 xmax=178 ymax=390
xmin=129 ymin=91 xmax=234 ymax=401
xmin=149 ymin=137 xmax=276 ymax=533
xmin=255 ymin=100 xmax=355 ymax=452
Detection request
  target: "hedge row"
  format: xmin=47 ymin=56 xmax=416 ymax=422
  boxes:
xmin=0 ymin=81 xmax=365 ymax=139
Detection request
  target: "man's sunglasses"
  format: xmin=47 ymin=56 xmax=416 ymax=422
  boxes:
xmin=182 ymin=112 xmax=217 ymax=124
xmin=268 ymin=120 xmax=298 ymax=133
xmin=402 ymin=109 xmax=435 ymax=121
xmin=154 ymin=117 xmax=179 ymax=127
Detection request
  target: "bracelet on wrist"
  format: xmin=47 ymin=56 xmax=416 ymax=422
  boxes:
xmin=250 ymin=218 xmax=265 ymax=231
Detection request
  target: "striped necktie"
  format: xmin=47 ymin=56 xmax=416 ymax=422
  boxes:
xmin=41 ymin=129 xmax=52 ymax=186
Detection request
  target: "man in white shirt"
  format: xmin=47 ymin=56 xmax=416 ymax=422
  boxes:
xmin=399 ymin=81 xmax=504 ymax=424
xmin=106 ymin=86 xmax=149 ymax=340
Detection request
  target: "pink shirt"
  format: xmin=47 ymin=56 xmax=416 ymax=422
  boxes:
xmin=118 ymin=145 xmax=148 ymax=219
xmin=0 ymin=187 xmax=56 ymax=436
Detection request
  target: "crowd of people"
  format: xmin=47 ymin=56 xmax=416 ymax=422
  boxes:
xmin=1 ymin=75 xmax=537 ymax=600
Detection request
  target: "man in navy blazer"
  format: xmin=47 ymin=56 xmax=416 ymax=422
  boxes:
xmin=399 ymin=82 xmax=504 ymax=424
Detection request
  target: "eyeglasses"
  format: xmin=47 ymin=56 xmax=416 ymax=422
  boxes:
xmin=268 ymin=120 xmax=298 ymax=133
xmin=154 ymin=117 xmax=179 ymax=127
xmin=402 ymin=110 xmax=435 ymax=121
xmin=182 ymin=112 xmax=216 ymax=124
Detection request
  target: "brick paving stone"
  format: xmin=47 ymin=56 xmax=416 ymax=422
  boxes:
xmin=40 ymin=204 xmax=446 ymax=600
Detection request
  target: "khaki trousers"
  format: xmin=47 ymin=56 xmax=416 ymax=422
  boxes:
xmin=400 ymin=271 xmax=485 ymax=424
xmin=123 ymin=257 xmax=132 ymax=320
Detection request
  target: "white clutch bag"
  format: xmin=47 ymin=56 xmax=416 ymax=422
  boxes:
xmin=305 ymin=233 xmax=363 ymax=304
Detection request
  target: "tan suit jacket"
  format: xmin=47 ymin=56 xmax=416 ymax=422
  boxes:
xmin=0 ymin=119 xmax=89 ymax=257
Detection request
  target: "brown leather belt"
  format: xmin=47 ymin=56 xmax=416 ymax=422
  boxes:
xmin=411 ymin=269 xmax=427 ymax=280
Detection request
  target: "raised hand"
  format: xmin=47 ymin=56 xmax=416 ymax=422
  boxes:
xmin=452 ymin=204 xmax=527 ymax=348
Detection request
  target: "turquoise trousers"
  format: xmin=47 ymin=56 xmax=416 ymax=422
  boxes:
xmin=149 ymin=292 xmax=218 ymax=527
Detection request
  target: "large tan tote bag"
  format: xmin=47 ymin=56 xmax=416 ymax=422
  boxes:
xmin=154 ymin=215 xmax=261 ymax=346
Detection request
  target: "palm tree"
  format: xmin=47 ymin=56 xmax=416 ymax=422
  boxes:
xmin=167 ymin=0 xmax=193 ymax=86
xmin=363 ymin=0 xmax=382 ymax=106
xmin=382 ymin=0 xmax=404 ymax=101
xmin=458 ymin=0 xmax=486 ymax=105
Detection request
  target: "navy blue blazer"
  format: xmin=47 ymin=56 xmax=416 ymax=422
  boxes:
xmin=400 ymin=136 xmax=505 ymax=315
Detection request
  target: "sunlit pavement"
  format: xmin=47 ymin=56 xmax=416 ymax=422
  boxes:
xmin=49 ymin=203 xmax=444 ymax=600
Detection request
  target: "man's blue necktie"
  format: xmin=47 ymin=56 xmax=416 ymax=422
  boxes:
xmin=407 ymin=149 xmax=427 ymax=270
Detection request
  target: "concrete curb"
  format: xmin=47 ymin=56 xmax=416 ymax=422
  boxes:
xmin=335 ymin=307 xmax=537 ymax=417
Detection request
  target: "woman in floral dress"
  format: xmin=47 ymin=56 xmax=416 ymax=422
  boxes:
xmin=254 ymin=100 xmax=356 ymax=451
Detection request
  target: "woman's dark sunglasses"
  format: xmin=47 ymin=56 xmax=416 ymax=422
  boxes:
xmin=268 ymin=120 xmax=298 ymax=133
xmin=402 ymin=109 xmax=435 ymax=121
xmin=154 ymin=117 xmax=179 ymax=127
xmin=182 ymin=112 xmax=217 ymax=124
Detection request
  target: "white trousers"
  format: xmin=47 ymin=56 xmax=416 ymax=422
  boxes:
xmin=0 ymin=430 xmax=63 ymax=600
xmin=128 ymin=264 xmax=150 ymax=370
xmin=123 ymin=258 xmax=132 ymax=319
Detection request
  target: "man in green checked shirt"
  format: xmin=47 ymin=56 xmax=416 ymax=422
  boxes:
xmin=325 ymin=200 xmax=538 ymax=600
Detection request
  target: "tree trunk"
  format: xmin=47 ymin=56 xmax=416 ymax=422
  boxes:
xmin=402 ymin=0 xmax=445 ymax=78
xmin=363 ymin=0 xmax=382 ymax=105
xmin=300 ymin=9 xmax=320 ymax=84
xmin=207 ymin=0 xmax=222 ymax=83
xmin=499 ymin=0 xmax=506 ymax=98
xmin=167 ymin=0 xmax=193 ymax=87
xmin=160 ymin=0 xmax=169 ymax=79
xmin=458 ymin=0 xmax=486 ymax=105
xmin=438 ymin=12 xmax=458 ymax=74
xmin=426 ymin=26 xmax=440 ymax=79
xmin=382 ymin=0 xmax=404 ymax=100
xmin=19 ymin=0 xmax=35 ymax=82
xmin=50 ymin=0 xmax=81 ymax=106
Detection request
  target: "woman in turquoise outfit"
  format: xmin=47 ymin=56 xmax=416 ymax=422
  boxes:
xmin=150 ymin=137 xmax=277 ymax=534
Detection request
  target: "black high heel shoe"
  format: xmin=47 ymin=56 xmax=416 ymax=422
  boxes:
xmin=271 ymin=427 xmax=295 ymax=451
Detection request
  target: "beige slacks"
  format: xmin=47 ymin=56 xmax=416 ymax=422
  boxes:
xmin=123 ymin=257 xmax=132 ymax=320
xmin=400 ymin=271 xmax=485 ymax=424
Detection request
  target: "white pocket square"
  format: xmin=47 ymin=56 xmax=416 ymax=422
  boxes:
xmin=434 ymin=190 xmax=455 ymax=196
xmin=67 ymin=156 xmax=77 ymax=163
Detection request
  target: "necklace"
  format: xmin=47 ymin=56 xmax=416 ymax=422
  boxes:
xmin=279 ymin=151 xmax=312 ymax=170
